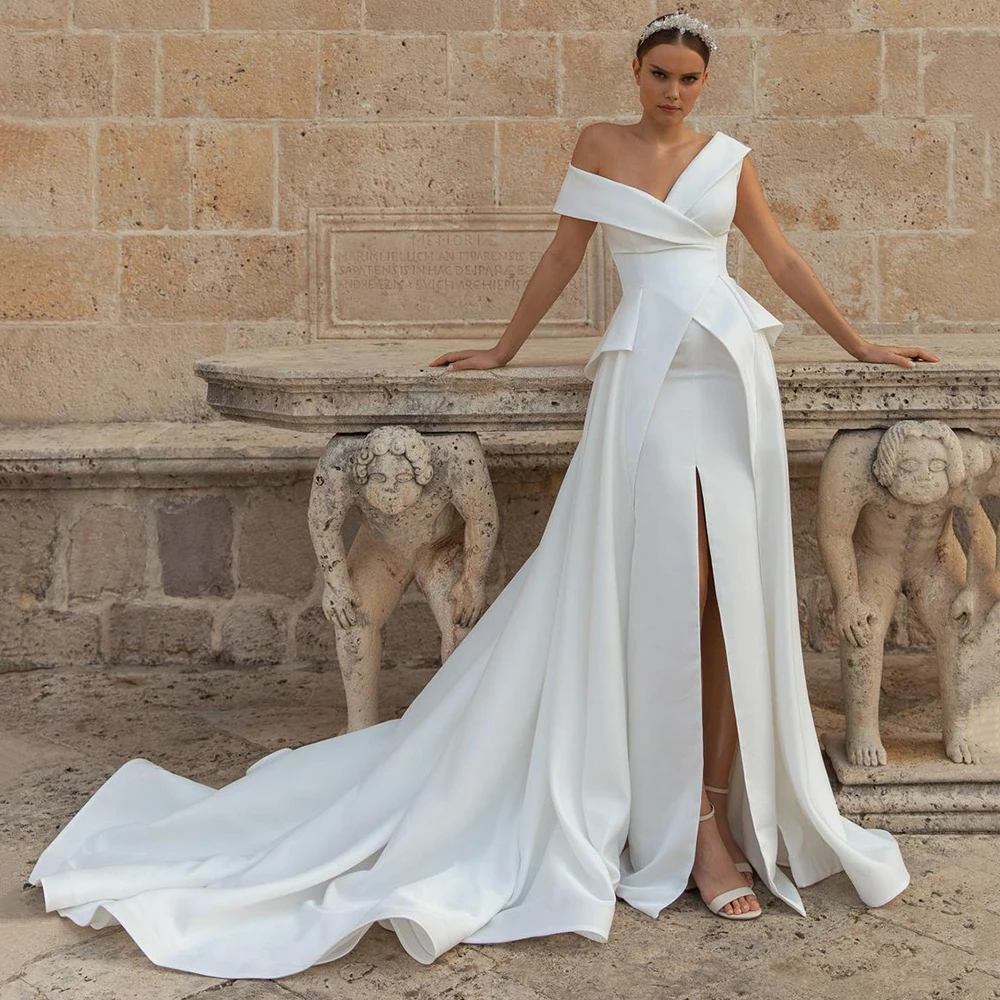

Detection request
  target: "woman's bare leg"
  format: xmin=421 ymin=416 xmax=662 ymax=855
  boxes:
xmin=690 ymin=470 xmax=759 ymax=915
xmin=700 ymin=522 xmax=753 ymax=885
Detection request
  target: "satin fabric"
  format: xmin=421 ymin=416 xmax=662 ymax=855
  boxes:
xmin=28 ymin=130 xmax=909 ymax=979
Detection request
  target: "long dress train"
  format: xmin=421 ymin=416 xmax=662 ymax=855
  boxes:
xmin=28 ymin=130 xmax=910 ymax=979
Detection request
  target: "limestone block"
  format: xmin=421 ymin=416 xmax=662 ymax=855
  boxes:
xmin=161 ymin=34 xmax=317 ymax=118
xmin=757 ymin=31 xmax=879 ymax=117
xmin=226 ymin=322 xmax=310 ymax=352
xmin=736 ymin=231 xmax=876 ymax=321
xmin=500 ymin=494 xmax=556 ymax=576
xmin=789 ymin=476 xmax=824 ymax=577
xmin=686 ymin=36 xmax=754 ymax=117
xmin=74 ymin=0 xmax=200 ymax=28
xmin=156 ymin=495 xmax=234 ymax=598
xmin=210 ymin=0 xmax=360 ymax=28
xmin=0 ymin=31 xmax=111 ymax=117
xmin=496 ymin=120 xmax=579 ymax=206
xmin=0 ymin=0 xmax=65 ymax=27
xmin=107 ymin=603 xmax=214 ymax=665
xmin=0 ymin=606 xmax=99 ymax=668
xmin=879 ymin=233 xmax=1000 ymax=322
xmin=449 ymin=33 xmax=557 ymax=117
xmin=366 ymin=0 xmax=491 ymax=30
xmin=193 ymin=124 xmax=273 ymax=230
xmin=67 ymin=505 xmax=145 ymax=599
xmin=278 ymin=121 xmax=494 ymax=228
xmin=854 ymin=0 xmax=1000 ymax=26
xmin=0 ymin=498 xmax=57 ymax=599
xmin=121 ymin=234 xmax=305 ymax=322
xmin=293 ymin=604 xmax=338 ymax=665
xmin=741 ymin=119 xmax=949 ymax=232
xmin=219 ymin=602 xmax=287 ymax=665
xmin=954 ymin=120 xmax=1000 ymax=229
xmin=0 ymin=325 xmax=226 ymax=424
xmin=562 ymin=33 xmax=649 ymax=118
xmin=883 ymin=30 xmax=920 ymax=116
xmin=381 ymin=598 xmax=450 ymax=669
xmin=690 ymin=3 xmax=854 ymax=29
xmin=97 ymin=123 xmax=191 ymax=230
xmin=499 ymin=0 xmax=664 ymax=30
xmin=924 ymin=30 xmax=1000 ymax=121
xmin=0 ymin=124 xmax=91 ymax=230
xmin=319 ymin=35 xmax=447 ymax=119
xmin=112 ymin=33 xmax=155 ymax=117
xmin=239 ymin=485 xmax=317 ymax=598
xmin=0 ymin=237 xmax=117 ymax=321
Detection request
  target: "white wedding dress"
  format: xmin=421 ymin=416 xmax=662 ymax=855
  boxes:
xmin=29 ymin=130 xmax=910 ymax=979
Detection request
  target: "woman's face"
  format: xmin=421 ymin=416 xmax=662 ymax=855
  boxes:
xmin=632 ymin=41 xmax=708 ymax=122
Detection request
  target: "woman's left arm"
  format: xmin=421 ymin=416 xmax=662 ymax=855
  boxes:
xmin=733 ymin=154 xmax=940 ymax=370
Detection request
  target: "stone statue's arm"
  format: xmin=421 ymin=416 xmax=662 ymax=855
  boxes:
xmin=960 ymin=492 xmax=997 ymax=586
xmin=960 ymin=440 xmax=1000 ymax=581
xmin=307 ymin=456 xmax=352 ymax=585
xmin=446 ymin=441 xmax=500 ymax=584
xmin=816 ymin=433 xmax=870 ymax=603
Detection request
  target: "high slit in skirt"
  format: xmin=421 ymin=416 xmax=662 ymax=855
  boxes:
xmin=620 ymin=318 xmax=772 ymax=901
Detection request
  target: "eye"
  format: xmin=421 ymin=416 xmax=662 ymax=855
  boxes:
xmin=683 ymin=75 xmax=699 ymax=82
xmin=652 ymin=70 xmax=665 ymax=77
xmin=929 ymin=459 xmax=947 ymax=471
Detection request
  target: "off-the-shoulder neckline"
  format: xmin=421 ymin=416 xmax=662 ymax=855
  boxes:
xmin=567 ymin=131 xmax=725 ymax=206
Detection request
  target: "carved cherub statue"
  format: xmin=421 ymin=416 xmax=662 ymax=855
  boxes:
xmin=818 ymin=420 xmax=994 ymax=766
xmin=307 ymin=425 xmax=499 ymax=733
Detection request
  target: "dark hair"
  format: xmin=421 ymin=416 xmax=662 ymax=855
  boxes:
xmin=636 ymin=14 xmax=712 ymax=67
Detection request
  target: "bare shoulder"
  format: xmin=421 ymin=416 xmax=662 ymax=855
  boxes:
xmin=569 ymin=122 xmax=621 ymax=174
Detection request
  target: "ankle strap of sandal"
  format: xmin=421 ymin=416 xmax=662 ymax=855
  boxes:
xmin=698 ymin=804 xmax=716 ymax=822
xmin=704 ymin=784 xmax=729 ymax=794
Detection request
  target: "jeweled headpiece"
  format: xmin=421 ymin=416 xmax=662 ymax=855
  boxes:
xmin=638 ymin=11 xmax=719 ymax=54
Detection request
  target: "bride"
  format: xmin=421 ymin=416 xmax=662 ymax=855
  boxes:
xmin=28 ymin=11 xmax=935 ymax=979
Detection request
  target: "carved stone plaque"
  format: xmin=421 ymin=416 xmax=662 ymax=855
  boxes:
xmin=309 ymin=208 xmax=610 ymax=341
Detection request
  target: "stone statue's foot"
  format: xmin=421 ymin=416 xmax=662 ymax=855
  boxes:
xmin=945 ymin=733 xmax=985 ymax=764
xmin=846 ymin=734 xmax=887 ymax=767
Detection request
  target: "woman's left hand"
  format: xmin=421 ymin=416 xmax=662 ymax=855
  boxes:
xmin=850 ymin=341 xmax=941 ymax=369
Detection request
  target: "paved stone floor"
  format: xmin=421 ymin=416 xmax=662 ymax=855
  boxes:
xmin=1 ymin=662 xmax=998 ymax=1000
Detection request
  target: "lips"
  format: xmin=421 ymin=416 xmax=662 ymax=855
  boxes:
xmin=659 ymin=105 xmax=681 ymax=110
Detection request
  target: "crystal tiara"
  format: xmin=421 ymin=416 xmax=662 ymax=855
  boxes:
xmin=638 ymin=12 xmax=719 ymax=54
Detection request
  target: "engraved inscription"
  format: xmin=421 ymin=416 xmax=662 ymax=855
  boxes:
xmin=309 ymin=210 xmax=609 ymax=341
xmin=333 ymin=231 xmax=553 ymax=323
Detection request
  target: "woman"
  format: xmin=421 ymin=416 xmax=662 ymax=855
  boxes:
xmin=29 ymin=12 xmax=930 ymax=977
xmin=431 ymin=12 xmax=934 ymax=920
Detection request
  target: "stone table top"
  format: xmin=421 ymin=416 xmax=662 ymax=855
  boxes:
xmin=195 ymin=330 xmax=1000 ymax=434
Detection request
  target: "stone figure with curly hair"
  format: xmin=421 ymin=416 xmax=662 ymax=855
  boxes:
xmin=308 ymin=425 xmax=499 ymax=732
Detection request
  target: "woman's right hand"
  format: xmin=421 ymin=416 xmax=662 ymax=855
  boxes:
xmin=427 ymin=346 xmax=510 ymax=372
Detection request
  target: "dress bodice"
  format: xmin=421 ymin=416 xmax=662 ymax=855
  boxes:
xmin=552 ymin=131 xmax=783 ymax=382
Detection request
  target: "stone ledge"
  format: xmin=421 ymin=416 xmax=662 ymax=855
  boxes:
xmin=195 ymin=330 xmax=1000 ymax=435
xmin=0 ymin=421 xmax=586 ymax=489
xmin=822 ymin=732 xmax=1000 ymax=833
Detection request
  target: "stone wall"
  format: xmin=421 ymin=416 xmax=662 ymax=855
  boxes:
xmin=1 ymin=2 xmax=997 ymax=422
xmin=0 ymin=422 xmax=944 ymax=670
xmin=2 ymin=3 xmax=995 ymax=668
xmin=0 ymin=424 xmax=573 ymax=670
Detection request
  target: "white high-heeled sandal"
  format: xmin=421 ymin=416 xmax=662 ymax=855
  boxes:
xmin=705 ymin=784 xmax=755 ymax=884
xmin=689 ymin=804 xmax=761 ymax=921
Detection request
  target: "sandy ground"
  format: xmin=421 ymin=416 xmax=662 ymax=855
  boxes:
xmin=1 ymin=657 xmax=998 ymax=1000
